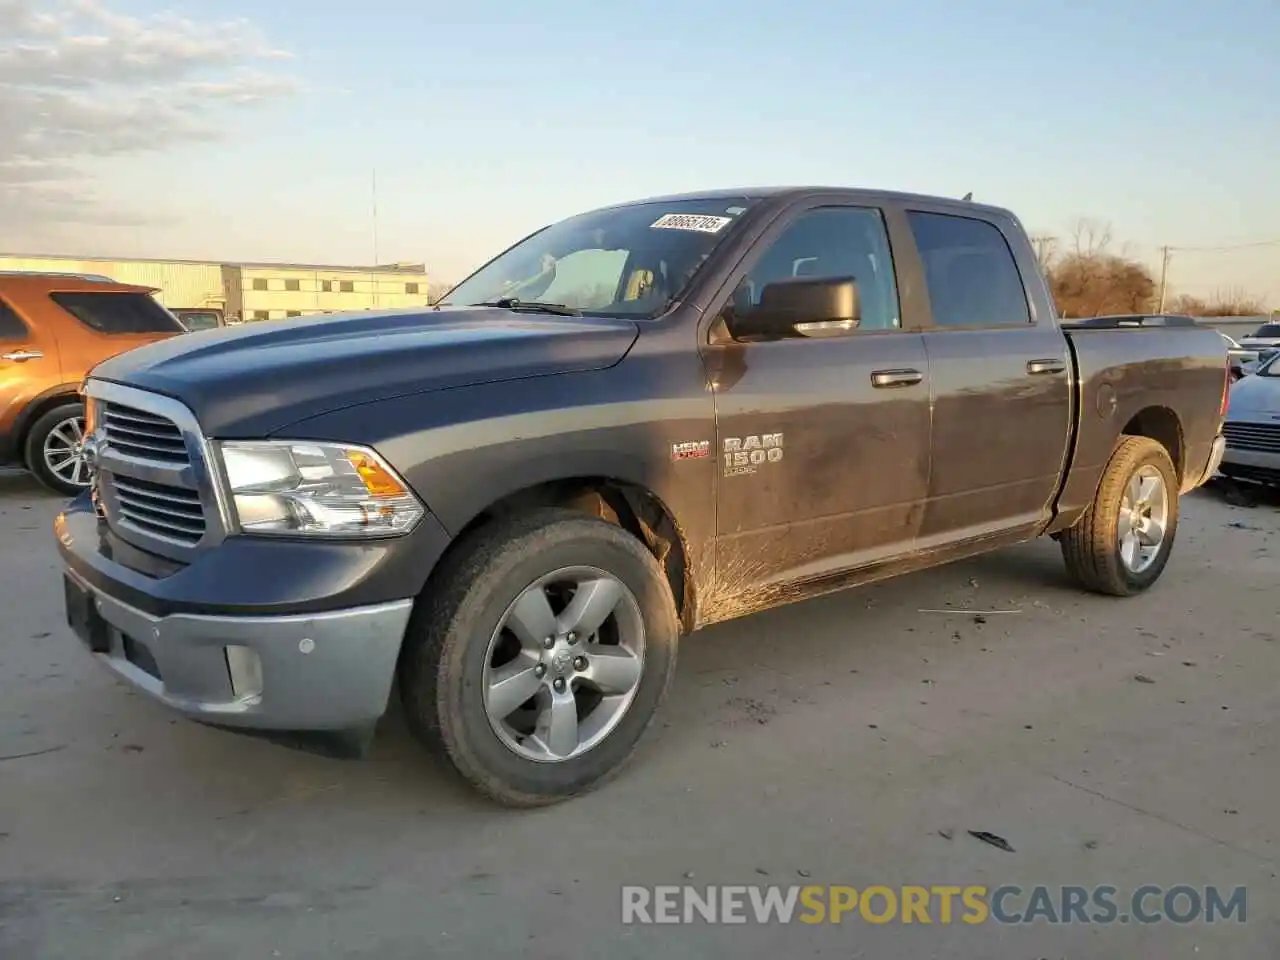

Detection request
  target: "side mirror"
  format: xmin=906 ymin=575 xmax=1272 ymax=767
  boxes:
xmin=728 ymin=276 xmax=861 ymax=341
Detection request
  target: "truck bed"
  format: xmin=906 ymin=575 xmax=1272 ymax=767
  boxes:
xmin=1051 ymin=320 xmax=1228 ymax=529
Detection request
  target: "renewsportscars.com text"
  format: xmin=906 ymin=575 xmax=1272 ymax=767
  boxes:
xmin=621 ymin=884 xmax=1247 ymax=926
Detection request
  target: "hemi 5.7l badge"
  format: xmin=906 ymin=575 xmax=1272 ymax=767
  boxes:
xmin=671 ymin=440 xmax=711 ymax=461
xmin=723 ymin=433 xmax=783 ymax=476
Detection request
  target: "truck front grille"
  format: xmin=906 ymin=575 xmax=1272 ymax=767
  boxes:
xmin=1224 ymin=421 xmax=1280 ymax=455
xmin=110 ymin=475 xmax=207 ymax=546
xmin=101 ymin=402 xmax=191 ymax=465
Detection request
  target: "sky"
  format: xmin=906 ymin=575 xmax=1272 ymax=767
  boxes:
xmin=2 ymin=0 xmax=1278 ymax=303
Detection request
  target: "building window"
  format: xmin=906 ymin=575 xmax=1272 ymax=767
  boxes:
xmin=286 ymin=310 xmax=302 ymax=317
xmin=405 ymin=282 xmax=420 ymax=294
xmin=252 ymin=278 xmax=268 ymax=291
xmin=285 ymin=279 xmax=301 ymax=292
xmin=321 ymin=280 xmax=333 ymax=292
xmin=340 ymin=280 xmax=354 ymax=293
xmin=252 ymin=310 xmax=270 ymax=321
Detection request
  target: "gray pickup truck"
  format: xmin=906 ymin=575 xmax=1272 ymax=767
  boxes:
xmin=56 ymin=187 xmax=1229 ymax=806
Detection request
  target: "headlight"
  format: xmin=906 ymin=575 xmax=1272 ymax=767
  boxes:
xmin=218 ymin=440 xmax=425 ymax=538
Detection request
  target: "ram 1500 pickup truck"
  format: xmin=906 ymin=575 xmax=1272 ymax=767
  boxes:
xmin=56 ymin=187 xmax=1230 ymax=806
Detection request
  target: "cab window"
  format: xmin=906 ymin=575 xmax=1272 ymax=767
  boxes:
xmin=733 ymin=206 xmax=902 ymax=331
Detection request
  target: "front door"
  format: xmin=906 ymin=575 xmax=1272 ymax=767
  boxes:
xmin=703 ymin=203 xmax=932 ymax=600
xmin=0 ymin=294 xmax=62 ymax=461
xmin=901 ymin=207 xmax=1073 ymax=544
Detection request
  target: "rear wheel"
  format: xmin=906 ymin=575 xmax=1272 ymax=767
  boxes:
xmin=1060 ymin=436 xmax=1179 ymax=596
xmin=398 ymin=507 xmax=679 ymax=807
xmin=24 ymin=402 xmax=90 ymax=496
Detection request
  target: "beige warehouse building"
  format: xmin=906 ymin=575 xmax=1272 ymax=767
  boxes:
xmin=226 ymin=261 xmax=431 ymax=322
xmin=0 ymin=254 xmax=432 ymax=322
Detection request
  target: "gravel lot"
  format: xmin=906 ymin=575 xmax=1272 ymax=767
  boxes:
xmin=2 ymin=469 xmax=1278 ymax=958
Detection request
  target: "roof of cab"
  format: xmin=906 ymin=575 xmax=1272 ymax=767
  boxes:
xmin=587 ymin=186 xmax=1015 ymax=219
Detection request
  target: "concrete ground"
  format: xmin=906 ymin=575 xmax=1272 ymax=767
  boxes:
xmin=1 ymin=469 xmax=1278 ymax=959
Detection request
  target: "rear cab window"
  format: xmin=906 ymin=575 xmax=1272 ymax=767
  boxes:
xmin=49 ymin=292 xmax=185 ymax=335
xmin=0 ymin=298 xmax=29 ymax=341
xmin=906 ymin=211 xmax=1032 ymax=328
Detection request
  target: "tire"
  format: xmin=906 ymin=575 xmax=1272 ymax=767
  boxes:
xmin=398 ymin=507 xmax=679 ymax=807
xmin=1060 ymin=435 xmax=1180 ymax=596
xmin=23 ymin=402 xmax=90 ymax=496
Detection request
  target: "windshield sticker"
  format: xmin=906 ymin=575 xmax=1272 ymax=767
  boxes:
xmin=650 ymin=213 xmax=734 ymax=234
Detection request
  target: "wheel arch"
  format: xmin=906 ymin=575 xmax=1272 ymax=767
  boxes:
xmin=13 ymin=384 xmax=83 ymax=467
xmin=423 ymin=475 xmax=697 ymax=635
xmin=1121 ymin=405 xmax=1184 ymax=482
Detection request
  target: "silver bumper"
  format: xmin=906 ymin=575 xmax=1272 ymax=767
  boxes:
xmin=1222 ymin=444 xmax=1280 ymax=473
xmin=65 ymin=567 xmax=413 ymax=731
xmin=1184 ymin=434 xmax=1226 ymax=492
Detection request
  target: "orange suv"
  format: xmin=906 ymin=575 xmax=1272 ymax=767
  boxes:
xmin=0 ymin=272 xmax=185 ymax=494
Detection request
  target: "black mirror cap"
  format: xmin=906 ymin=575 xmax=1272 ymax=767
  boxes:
xmin=729 ymin=276 xmax=861 ymax=340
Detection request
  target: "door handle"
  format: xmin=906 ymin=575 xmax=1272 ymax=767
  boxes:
xmin=1 ymin=349 xmax=43 ymax=362
xmin=1026 ymin=358 xmax=1066 ymax=375
xmin=871 ymin=368 xmax=924 ymax=388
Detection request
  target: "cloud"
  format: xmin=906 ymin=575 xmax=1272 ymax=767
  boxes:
xmin=0 ymin=0 xmax=297 ymax=236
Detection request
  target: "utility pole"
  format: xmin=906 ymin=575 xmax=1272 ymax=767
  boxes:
xmin=1156 ymin=245 xmax=1170 ymax=312
xmin=371 ymin=168 xmax=380 ymax=267
xmin=372 ymin=168 xmax=380 ymax=308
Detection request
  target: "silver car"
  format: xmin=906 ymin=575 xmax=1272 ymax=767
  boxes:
xmin=1238 ymin=321 xmax=1280 ymax=354
xmin=1221 ymin=351 xmax=1280 ymax=484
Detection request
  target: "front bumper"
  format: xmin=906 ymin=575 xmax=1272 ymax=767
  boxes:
xmin=63 ymin=563 xmax=412 ymax=731
xmin=1222 ymin=443 xmax=1280 ymax=477
xmin=55 ymin=491 xmax=450 ymax=734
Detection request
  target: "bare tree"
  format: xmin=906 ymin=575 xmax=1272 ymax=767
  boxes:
xmin=1067 ymin=218 xmax=1113 ymax=257
xmin=1029 ymin=234 xmax=1059 ymax=273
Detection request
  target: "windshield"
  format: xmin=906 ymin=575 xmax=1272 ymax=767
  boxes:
xmin=1251 ymin=323 xmax=1280 ymax=338
xmin=442 ymin=198 xmax=758 ymax=318
xmin=1257 ymin=352 xmax=1280 ymax=377
xmin=177 ymin=311 xmax=220 ymax=331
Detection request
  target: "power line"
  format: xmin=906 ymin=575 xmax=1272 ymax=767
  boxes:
xmin=1166 ymin=239 xmax=1280 ymax=253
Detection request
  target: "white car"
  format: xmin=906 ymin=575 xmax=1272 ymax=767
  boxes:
xmin=1221 ymin=351 xmax=1280 ymax=485
xmin=1237 ymin=321 xmax=1280 ymax=354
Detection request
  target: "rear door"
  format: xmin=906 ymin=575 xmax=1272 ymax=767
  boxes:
xmin=895 ymin=204 xmax=1072 ymax=544
xmin=0 ymin=294 xmax=62 ymax=454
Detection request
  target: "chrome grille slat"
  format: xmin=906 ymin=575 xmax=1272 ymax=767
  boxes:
xmin=105 ymin=437 xmax=190 ymax=461
xmin=115 ymin=493 xmax=204 ymax=524
xmin=118 ymin=507 xmax=205 ymax=538
xmin=103 ymin=407 xmax=174 ymax=427
xmin=112 ymin=480 xmax=204 ymax=516
xmin=104 ymin=421 xmax=184 ymax=443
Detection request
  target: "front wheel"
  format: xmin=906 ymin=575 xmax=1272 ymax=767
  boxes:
xmin=24 ymin=402 xmax=90 ymax=496
xmin=398 ymin=507 xmax=679 ymax=807
xmin=1060 ymin=436 xmax=1180 ymax=596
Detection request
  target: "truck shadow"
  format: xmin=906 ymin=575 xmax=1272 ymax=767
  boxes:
xmin=161 ymin=536 xmax=1084 ymax=813
xmin=1198 ymin=475 xmax=1280 ymax=509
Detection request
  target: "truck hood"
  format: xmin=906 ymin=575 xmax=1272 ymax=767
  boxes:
xmin=89 ymin=306 xmax=640 ymax=436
